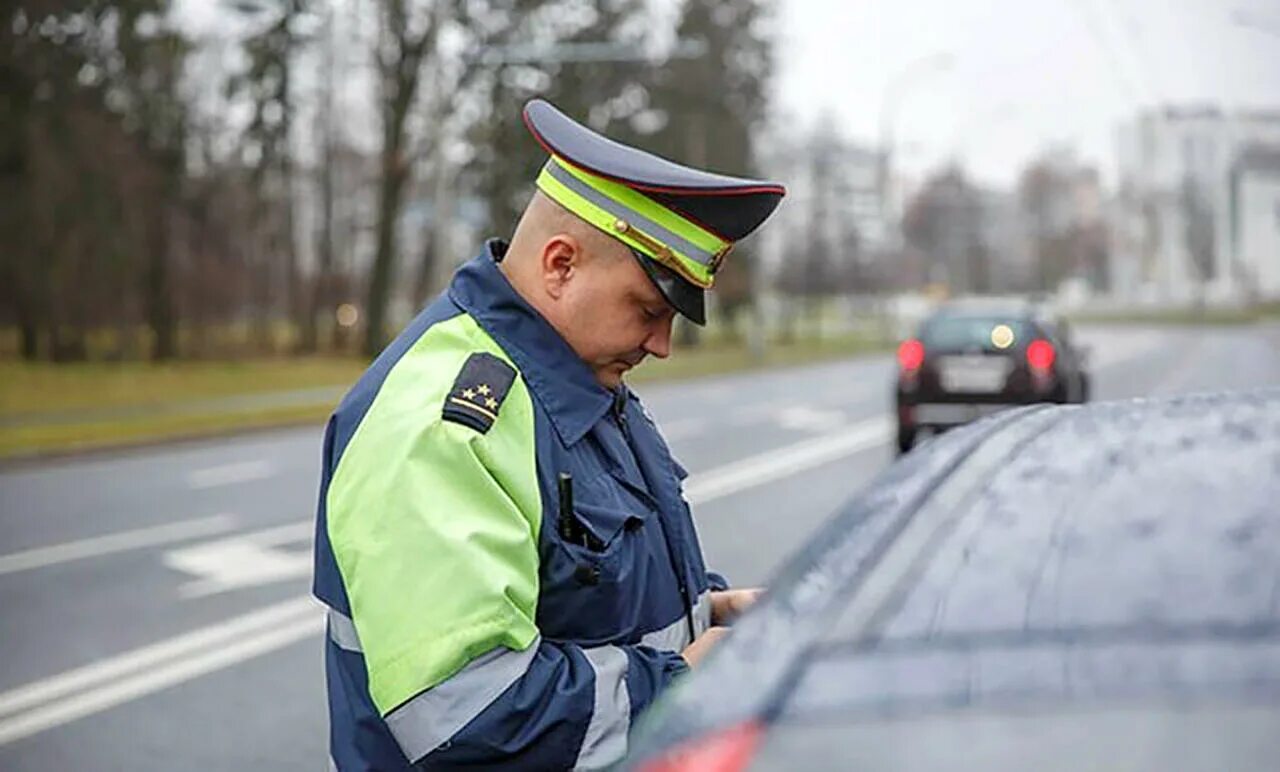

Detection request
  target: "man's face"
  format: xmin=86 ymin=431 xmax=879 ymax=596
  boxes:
xmin=557 ymin=243 xmax=677 ymax=389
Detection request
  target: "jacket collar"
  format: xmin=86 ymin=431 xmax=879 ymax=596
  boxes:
xmin=449 ymin=239 xmax=614 ymax=445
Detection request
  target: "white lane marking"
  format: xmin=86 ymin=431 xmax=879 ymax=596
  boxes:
xmin=164 ymin=521 xmax=314 ymax=598
xmin=0 ymin=614 xmax=325 ymax=747
xmin=0 ymin=597 xmax=317 ymax=735
xmin=0 ymin=515 xmax=238 ymax=577
xmin=685 ymin=416 xmax=892 ymax=505
xmin=657 ymin=417 xmax=707 ymax=441
xmin=774 ymin=406 xmax=847 ymax=433
xmin=186 ymin=459 xmax=276 ymax=489
xmin=1077 ymin=329 xmax=1165 ymax=370
xmin=0 ymin=418 xmax=892 ymax=741
xmin=728 ymin=403 xmax=778 ymax=427
xmin=0 ymin=607 xmax=323 ymax=747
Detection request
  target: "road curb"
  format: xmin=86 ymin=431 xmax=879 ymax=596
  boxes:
xmin=1 ymin=348 xmax=893 ymax=469
xmin=0 ymin=417 xmax=328 ymax=471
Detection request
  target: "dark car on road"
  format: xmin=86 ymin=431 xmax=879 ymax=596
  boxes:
xmin=895 ymin=300 xmax=1091 ymax=454
xmin=623 ymin=389 xmax=1280 ymax=772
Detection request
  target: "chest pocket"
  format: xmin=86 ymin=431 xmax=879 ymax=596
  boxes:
xmin=538 ymin=472 xmax=658 ymax=645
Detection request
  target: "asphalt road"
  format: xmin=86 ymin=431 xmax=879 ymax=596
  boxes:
xmin=1 ymin=324 xmax=1278 ymax=770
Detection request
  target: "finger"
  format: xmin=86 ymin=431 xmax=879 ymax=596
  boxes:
xmin=731 ymin=588 xmax=762 ymax=613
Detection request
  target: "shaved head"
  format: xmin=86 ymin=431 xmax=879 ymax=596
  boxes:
xmin=507 ymin=191 xmax=622 ymax=266
xmin=499 ymin=190 xmax=676 ymax=388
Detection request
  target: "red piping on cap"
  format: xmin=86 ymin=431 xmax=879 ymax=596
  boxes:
xmin=521 ymin=107 xmax=787 ymax=199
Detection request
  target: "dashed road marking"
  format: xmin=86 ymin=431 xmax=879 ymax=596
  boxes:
xmin=164 ymin=521 xmax=314 ymax=598
xmin=0 ymin=515 xmax=237 ymax=577
xmin=186 ymin=459 xmax=276 ymax=489
xmin=685 ymin=416 xmax=891 ymax=504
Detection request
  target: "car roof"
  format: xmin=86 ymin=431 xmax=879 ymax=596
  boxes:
xmin=933 ymin=296 xmax=1044 ymax=315
xmin=623 ymin=389 xmax=1280 ymax=768
xmin=922 ymin=300 xmax=1064 ymax=331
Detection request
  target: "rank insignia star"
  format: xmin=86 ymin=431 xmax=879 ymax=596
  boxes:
xmin=442 ymin=353 xmax=517 ymax=434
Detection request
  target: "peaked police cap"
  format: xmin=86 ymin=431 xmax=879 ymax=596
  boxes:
xmin=523 ymin=99 xmax=786 ymax=325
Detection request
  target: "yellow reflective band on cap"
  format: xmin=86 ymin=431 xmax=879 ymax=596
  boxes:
xmin=535 ymin=157 xmax=732 ymax=289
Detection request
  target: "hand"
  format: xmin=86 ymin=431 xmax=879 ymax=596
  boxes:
xmin=710 ymin=588 xmax=763 ymax=626
xmin=680 ymin=626 xmax=729 ymax=668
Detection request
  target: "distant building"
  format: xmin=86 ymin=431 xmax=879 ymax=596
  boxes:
xmin=1229 ymin=145 xmax=1280 ymax=300
xmin=1114 ymin=105 xmax=1280 ymax=302
xmin=757 ymin=124 xmax=889 ymax=291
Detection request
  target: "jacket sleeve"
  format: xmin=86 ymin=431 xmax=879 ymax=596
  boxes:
xmin=415 ymin=636 xmax=688 ymax=769
xmin=325 ymin=374 xmax=686 ymax=770
xmin=668 ymin=455 xmax=730 ymax=595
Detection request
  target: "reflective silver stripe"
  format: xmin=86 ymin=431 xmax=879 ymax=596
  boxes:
xmin=385 ymin=638 xmax=540 ymax=763
xmin=639 ymin=591 xmax=713 ymax=652
xmin=575 ymin=646 xmax=632 ymax=771
xmin=327 ymin=607 xmax=362 ymax=653
xmin=692 ymin=591 xmax=713 ymax=638
xmin=544 ymin=160 xmax=716 ymax=268
xmin=638 ymin=615 xmax=687 ymax=652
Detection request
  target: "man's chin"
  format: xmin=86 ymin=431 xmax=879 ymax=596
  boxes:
xmin=610 ymin=364 xmax=633 ymax=382
xmin=595 ymin=361 xmax=636 ymax=388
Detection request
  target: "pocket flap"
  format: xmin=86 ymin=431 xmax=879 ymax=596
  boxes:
xmin=574 ymin=501 xmax=645 ymax=546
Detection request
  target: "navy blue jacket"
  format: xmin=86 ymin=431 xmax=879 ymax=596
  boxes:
xmin=313 ymin=241 xmax=723 ymax=770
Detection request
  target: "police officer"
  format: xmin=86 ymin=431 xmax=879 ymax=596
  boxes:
xmin=313 ymin=99 xmax=786 ymax=770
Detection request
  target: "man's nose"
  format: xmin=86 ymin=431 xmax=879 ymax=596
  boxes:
xmin=643 ymin=317 xmax=673 ymax=359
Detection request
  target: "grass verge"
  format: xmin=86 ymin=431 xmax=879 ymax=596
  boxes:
xmin=1067 ymin=302 xmax=1280 ymax=327
xmin=1 ymin=404 xmax=334 ymax=460
xmin=0 ymin=358 xmax=367 ymax=415
xmin=632 ymin=333 xmax=889 ymax=383
xmin=1 ymin=333 xmax=890 ymax=460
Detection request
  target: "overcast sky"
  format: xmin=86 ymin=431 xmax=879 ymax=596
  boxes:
xmin=774 ymin=0 xmax=1280 ymax=188
xmin=177 ymin=0 xmax=1280 ymax=191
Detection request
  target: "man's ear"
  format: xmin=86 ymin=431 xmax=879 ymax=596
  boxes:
xmin=541 ymin=234 xmax=580 ymax=300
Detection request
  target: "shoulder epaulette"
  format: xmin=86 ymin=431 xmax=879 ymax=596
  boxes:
xmin=442 ymin=352 xmax=516 ymax=433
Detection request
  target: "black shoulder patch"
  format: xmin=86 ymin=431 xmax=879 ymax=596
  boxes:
xmin=442 ymin=353 xmax=517 ymax=433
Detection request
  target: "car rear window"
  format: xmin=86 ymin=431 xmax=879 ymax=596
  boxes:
xmin=919 ymin=315 xmax=1033 ymax=352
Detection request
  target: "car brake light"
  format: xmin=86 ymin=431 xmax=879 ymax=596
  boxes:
xmin=637 ymin=721 xmax=764 ymax=772
xmin=897 ymin=338 xmax=925 ymax=372
xmin=1027 ymin=339 xmax=1055 ymax=371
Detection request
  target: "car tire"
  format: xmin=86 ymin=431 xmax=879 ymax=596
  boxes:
xmin=1077 ymin=373 xmax=1091 ymax=403
xmin=896 ymin=426 xmax=916 ymax=455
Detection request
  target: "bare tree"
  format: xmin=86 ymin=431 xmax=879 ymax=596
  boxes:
xmin=301 ymin=0 xmax=338 ymax=353
xmin=227 ymin=0 xmax=314 ymax=352
xmin=904 ymin=167 xmax=987 ymax=293
xmin=363 ymin=0 xmax=453 ymax=357
xmin=6 ymin=1 xmax=190 ymax=361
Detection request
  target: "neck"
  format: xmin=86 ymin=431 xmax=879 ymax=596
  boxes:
xmin=498 ymin=245 xmax=564 ymax=336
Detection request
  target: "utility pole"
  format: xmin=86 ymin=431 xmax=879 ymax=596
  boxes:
xmin=876 ymin=53 xmax=952 ymax=253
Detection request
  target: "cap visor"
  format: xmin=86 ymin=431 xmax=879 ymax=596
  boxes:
xmin=631 ymin=250 xmax=706 ymax=326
